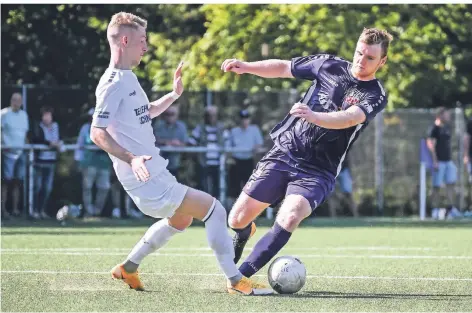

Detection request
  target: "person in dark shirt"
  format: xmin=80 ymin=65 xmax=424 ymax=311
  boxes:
xmin=221 ymin=28 xmax=392 ymax=277
xmin=426 ymin=107 xmax=461 ymax=219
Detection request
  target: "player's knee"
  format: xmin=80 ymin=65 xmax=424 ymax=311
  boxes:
xmin=276 ymin=211 xmax=304 ymax=231
xmin=227 ymin=209 xmax=248 ymax=229
xmin=168 ymin=214 xmax=193 ymax=231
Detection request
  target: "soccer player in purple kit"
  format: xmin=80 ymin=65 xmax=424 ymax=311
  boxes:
xmin=221 ymin=28 xmax=393 ymax=278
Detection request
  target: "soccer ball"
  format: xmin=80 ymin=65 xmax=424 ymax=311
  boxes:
xmin=268 ymin=256 xmax=306 ymax=294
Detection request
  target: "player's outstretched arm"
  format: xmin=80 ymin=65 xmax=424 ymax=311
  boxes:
xmin=290 ymin=103 xmax=366 ymax=129
xmin=149 ymin=62 xmax=184 ymax=119
xmin=90 ymin=126 xmax=151 ymax=182
xmin=221 ymin=59 xmax=293 ymax=78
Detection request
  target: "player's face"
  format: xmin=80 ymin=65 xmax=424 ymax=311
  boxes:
xmin=126 ymin=26 xmax=148 ymax=66
xmin=352 ymin=41 xmax=387 ymax=80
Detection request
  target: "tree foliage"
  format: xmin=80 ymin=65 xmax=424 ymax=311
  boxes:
xmin=2 ymin=4 xmax=472 ymax=108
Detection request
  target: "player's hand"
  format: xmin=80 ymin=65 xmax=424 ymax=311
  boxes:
xmin=221 ymin=59 xmax=247 ymax=75
xmin=131 ymin=155 xmax=152 ymax=182
xmin=290 ymin=102 xmax=316 ymax=124
xmin=464 ymin=155 xmax=469 ymax=165
xmin=173 ymin=61 xmax=184 ymax=96
xmin=433 ymin=161 xmax=439 ymax=170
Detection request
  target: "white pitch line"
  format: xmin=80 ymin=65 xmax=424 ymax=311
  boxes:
xmin=0 ymin=246 xmax=439 ymax=252
xmin=1 ymin=270 xmax=472 ymax=282
xmin=1 ymin=251 xmax=471 ymax=259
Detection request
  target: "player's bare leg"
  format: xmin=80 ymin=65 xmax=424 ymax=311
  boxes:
xmin=238 ymin=194 xmax=311 ymax=278
xmin=228 ymin=191 xmax=270 ymax=263
xmin=175 ymin=188 xmax=273 ymax=295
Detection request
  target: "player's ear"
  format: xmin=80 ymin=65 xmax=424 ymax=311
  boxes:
xmin=379 ymin=56 xmax=387 ymax=68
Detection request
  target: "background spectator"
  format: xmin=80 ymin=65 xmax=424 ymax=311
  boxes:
xmin=426 ymin=107 xmax=461 ymax=219
xmin=227 ymin=109 xmax=263 ymax=208
xmin=152 ymin=105 xmax=188 ymax=179
xmin=189 ymin=106 xmax=229 ymax=198
xmin=30 ymin=106 xmax=62 ymax=219
xmin=75 ymin=108 xmax=111 ymax=217
xmin=1 ymin=93 xmax=29 ymax=218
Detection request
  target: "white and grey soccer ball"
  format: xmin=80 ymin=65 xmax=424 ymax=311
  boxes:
xmin=268 ymin=256 xmax=306 ymax=294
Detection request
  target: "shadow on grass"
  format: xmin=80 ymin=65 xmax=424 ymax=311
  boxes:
xmin=269 ymin=290 xmax=472 ymax=300
xmin=2 ymin=216 xmax=472 ymax=235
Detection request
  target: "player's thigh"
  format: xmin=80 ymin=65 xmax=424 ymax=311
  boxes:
xmin=276 ymin=194 xmax=312 ymax=232
xmin=286 ymin=171 xmax=335 ymax=213
xmin=445 ymin=161 xmax=457 ymax=185
xmin=126 ymin=169 xmax=189 ymax=219
xmin=229 ymin=161 xmax=289 ymax=228
xmin=174 ymin=187 xmax=214 ymax=221
xmin=228 ymin=190 xmax=271 ymax=228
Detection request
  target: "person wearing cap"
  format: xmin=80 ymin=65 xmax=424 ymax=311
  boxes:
xmin=75 ymin=108 xmax=112 ymax=217
xmin=227 ymin=109 xmax=264 ymax=208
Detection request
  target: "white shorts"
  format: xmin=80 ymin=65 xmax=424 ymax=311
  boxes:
xmin=126 ymin=169 xmax=188 ymax=218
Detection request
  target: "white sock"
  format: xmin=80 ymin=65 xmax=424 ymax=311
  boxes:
xmin=126 ymin=218 xmax=182 ymax=264
xmin=203 ymin=198 xmax=241 ymax=280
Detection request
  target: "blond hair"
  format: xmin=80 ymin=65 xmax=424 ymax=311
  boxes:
xmin=107 ymin=12 xmax=147 ymax=40
xmin=359 ymin=28 xmax=393 ymax=57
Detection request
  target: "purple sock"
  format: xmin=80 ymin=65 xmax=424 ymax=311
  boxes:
xmin=239 ymin=222 xmax=292 ymax=277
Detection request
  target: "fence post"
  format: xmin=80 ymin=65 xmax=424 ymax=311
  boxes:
xmin=219 ymin=150 xmax=227 ymax=204
xmin=375 ymin=111 xmax=384 ymax=215
xmin=28 ymin=147 xmax=35 ymax=217
xmin=206 ymin=90 xmax=212 ymax=108
xmin=22 ymin=84 xmax=29 ymax=215
xmin=455 ymin=106 xmax=465 ymax=211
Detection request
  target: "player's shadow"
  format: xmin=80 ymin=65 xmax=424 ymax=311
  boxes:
xmin=274 ymin=291 xmax=472 ymax=300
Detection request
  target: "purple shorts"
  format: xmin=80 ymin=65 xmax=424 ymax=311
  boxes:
xmin=243 ymin=146 xmax=335 ymax=211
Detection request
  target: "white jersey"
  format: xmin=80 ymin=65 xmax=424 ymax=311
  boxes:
xmin=92 ymin=68 xmax=168 ymax=191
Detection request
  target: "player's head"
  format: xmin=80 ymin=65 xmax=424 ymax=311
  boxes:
xmin=239 ymin=109 xmax=251 ymax=128
xmin=436 ymin=107 xmax=451 ymax=123
xmin=40 ymin=106 xmax=54 ymax=125
xmin=164 ymin=106 xmax=179 ymax=124
xmin=352 ymin=28 xmax=393 ymax=80
xmin=107 ymin=12 xmax=148 ymax=68
xmin=10 ymin=93 xmax=22 ymax=111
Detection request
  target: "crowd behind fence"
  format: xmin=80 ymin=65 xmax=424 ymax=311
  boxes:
xmin=2 ymin=84 xmax=471 ymax=219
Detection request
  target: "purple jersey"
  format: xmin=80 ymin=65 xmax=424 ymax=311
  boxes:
xmin=269 ymin=54 xmax=388 ymax=176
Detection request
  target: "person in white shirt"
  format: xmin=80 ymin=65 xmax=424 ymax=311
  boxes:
xmin=1 ymin=93 xmax=29 ymax=218
xmin=88 ymin=12 xmax=271 ymax=295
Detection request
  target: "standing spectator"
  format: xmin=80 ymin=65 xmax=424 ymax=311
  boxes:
xmin=30 ymin=106 xmax=62 ymax=219
xmin=189 ymin=106 xmax=228 ymax=198
xmin=1 ymin=93 xmax=29 ymax=218
xmin=328 ymin=155 xmax=359 ymax=218
xmin=426 ymin=107 xmax=461 ymax=219
xmin=227 ymin=109 xmax=263 ymax=207
xmin=76 ymin=108 xmax=111 ymax=217
xmin=152 ymin=105 xmax=188 ymax=179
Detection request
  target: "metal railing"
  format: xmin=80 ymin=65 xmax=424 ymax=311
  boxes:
xmin=1 ymin=144 xmax=270 ymax=218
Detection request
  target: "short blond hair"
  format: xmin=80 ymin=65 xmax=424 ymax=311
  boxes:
xmin=359 ymin=28 xmax=393 ymax=58
xmin=107 ymin=12 xmax=147 ymax=40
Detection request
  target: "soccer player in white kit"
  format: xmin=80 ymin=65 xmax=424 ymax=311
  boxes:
xmin=90 ymin=12 xmax=272 ymax=295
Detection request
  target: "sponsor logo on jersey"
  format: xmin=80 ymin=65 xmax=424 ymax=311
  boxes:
xmin=129 ymin=90 xmax=136 ymax=97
